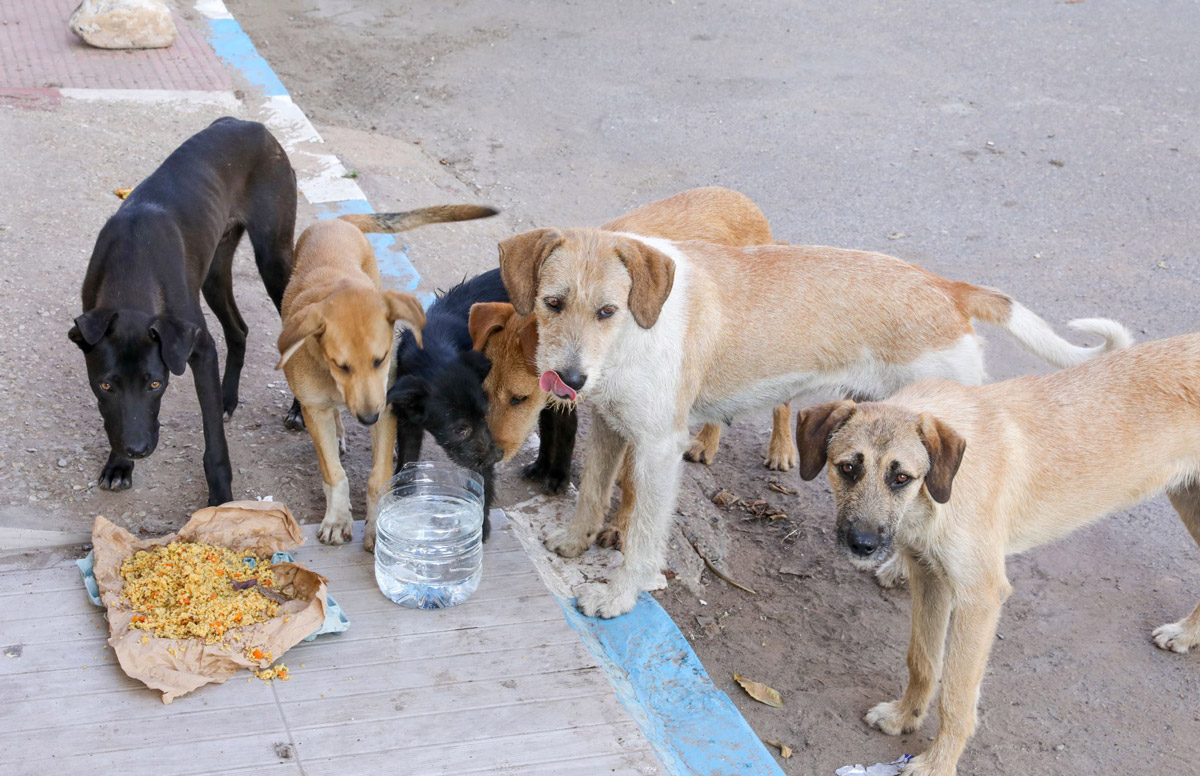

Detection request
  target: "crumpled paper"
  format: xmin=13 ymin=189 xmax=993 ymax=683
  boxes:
xmin=91 ymin=501 xmax=328 ymax=704
xmin=836 ymin=755 xmax=914 ymax=775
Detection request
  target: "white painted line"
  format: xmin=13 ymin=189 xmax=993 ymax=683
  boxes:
xmin=260 ymin=95 xmax=368 ymax=204
xmin=59 ymin=88 xmax=241 ymax=109
xmin=193 ymin=0 xmax=233 ymax=20
xmin=261 ymin=94 xmax=323 ymax=148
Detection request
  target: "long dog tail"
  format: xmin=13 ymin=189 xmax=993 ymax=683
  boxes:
xmin=340 ymin=204 xmax=498 ymax=234
xmin=960 ymin=284 xmax=1133 ymax=368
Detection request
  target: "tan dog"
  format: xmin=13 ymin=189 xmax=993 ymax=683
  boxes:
xmin=499 ymin=231 xmax=1129 ymax=618
xmin=278 ymin=205 xmax=495 ymax=551
xmin=792 ymin=333 xmax=1200 ymax=776
xmin=472 ymin=187 xmax=795 ymax=472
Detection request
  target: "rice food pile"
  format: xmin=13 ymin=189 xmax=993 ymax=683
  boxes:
xmin=119 ymin=540 xmax=282 ymax=644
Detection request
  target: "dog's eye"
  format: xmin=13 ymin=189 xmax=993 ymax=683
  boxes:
xmin=543 ymin=297 xmax=562 ymax=311
xmin=893 ymin=473 xmax=911 ymax=487
xmin=455 ymin=425 xmax=471 ymax=439
xmin=149 ymin=381 xmax=162 ymax=391
xmin=337 ymin=363 xmax=351 ymax=374
xmin=839 ymin=462 xmax=855 ymax=475
xmin=99 ymin=381 xmax=112 ymax=392
xmin=597 ymin=305 xmax=617 ymax=320
xmin=373 ymin=356 xmax=385 ymax=369
xmin=510 ymin=395 xmax=528 ymax=406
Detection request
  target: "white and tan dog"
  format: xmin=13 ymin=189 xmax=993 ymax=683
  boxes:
xmin=795 ymin=333 xmax=1200 ymax=776
xmin=498 ymin=232 xmax=1131 ymax=617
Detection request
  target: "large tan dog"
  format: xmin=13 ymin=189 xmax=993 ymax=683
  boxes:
xmin=278 ymin=206 xmax=495 ymax=551
xmin=499 ymin=232 xmax=1129 ymax=618
xmin=471 ymin=186 xmax=795 ymax=472
xmin=793 ymin=333 xmax=1200 ymax=776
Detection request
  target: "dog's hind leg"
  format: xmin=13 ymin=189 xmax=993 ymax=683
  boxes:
xmin=202 ymin=227 xmax=248 ymax=419
xmin=247 ymin=217 xmax=303 ymax=427
xmin=865 ymin=553 xmax=951 ymax=736
xmin=306 ymin=404 xmax=353 ymax=545
xmin=764 ymin=402 xmax=796 ymax=471
xmin=1156 ymin=484 xmax=1200 ymax=653
xmin=547 ymin=411 xmax=625 ymax=559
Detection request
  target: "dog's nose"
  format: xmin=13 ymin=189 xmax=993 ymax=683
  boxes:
xmin=356 ymin=411 xmax=379 ymax=426
xmin=559 ymin=369 xmax=587 ymax=391
xmin=847 ymin=526 xmax=881 ymax=557
xmin=485 ymin=444 xmax=503 ymax=466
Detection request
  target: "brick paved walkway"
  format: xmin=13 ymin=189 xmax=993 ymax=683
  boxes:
xmin=0 ymin=0 xmax=230 ymax=91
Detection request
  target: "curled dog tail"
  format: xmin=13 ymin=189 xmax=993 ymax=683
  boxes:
xmin=960 ymin=284 xmax=1133 ymax=368
xmin=340 ymin=204 xmax=498 ymax=234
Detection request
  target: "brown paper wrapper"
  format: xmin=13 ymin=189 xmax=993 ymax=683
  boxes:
xmin=92 ymin=501 xmax=328 ymax=703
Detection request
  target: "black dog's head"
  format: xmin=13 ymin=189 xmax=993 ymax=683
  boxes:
xmin=389 ymin=350 xmax=503 ymax=470
xmin=69 ymin=309 xmax=201 ymax=460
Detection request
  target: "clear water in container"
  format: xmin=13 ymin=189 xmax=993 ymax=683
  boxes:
xmin=374 ymin=463 xmax=484 ymax=609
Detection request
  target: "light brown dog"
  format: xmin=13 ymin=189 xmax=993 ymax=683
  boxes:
xmin=472 ymin=186 xmax=795 ymax=472
xmin=794 ymin=333 xmax=1200 ymax=776
xmin=499 ymin=230 xmax=1129 ymax=618
xmin=278 ymin=206 xmax=495 ymax=551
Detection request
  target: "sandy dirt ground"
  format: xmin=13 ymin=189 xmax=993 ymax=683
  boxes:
xmin=2 ymin=0 xmax=1197 ymax=773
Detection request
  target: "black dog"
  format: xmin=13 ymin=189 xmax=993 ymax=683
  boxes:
xmin=69 ymin=117 xmax=297 ymax=506
xmin=388 ymin=269 xmax=512 ymax=540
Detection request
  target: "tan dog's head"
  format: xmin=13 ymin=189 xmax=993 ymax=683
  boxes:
xmin=796 ymin=400 xmax=965 ymax=569
xmin=498 ymin=228 xmax=675 ymax=404
xmin=277 ymin=287 xmax=424 ymax=425
xmin=468 ymin=302 xmax=546 ymax=461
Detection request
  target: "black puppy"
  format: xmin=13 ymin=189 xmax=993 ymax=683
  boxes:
xmin=69 ymin=117 xmax=297 ymax=506
xmin=388 ymin=269 xmax=508 ymax=540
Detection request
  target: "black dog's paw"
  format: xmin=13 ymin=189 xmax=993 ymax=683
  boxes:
xmin=283 ymin=399 xmax=305 ymax=431
xmin=521 ymin=458 xmax=549 ymax=482
xmin=222 ymin=396 xmax=238 ymax=421
xmin=539 ymin=470 xmax=570 ymax=495
xmin=99 ymin=459 xmax=134 ymax=491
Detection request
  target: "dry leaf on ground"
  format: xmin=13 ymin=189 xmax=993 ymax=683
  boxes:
xmin=764 ymin=739 xmax=793 ymax=758
xmin=734 ymin=673 xmax=785 ymax=708
xmin=114 ymin=187 xmax=133 ymax=199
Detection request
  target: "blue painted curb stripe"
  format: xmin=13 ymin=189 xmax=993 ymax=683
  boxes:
xmin=204 ymin=18 xmax=290 ymax=98
xmin=558 ymin=593 xmax=787 ymax=776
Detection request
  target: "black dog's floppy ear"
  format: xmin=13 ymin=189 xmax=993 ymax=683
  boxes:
xmin=68 ymin=309 xmax=117 ymax=350
xmin=498 ymin=228 xmax=564 ymax=316
xmin=917 ymin=413 xmax=966 ymax=504
xmin=459 ymin=349 xmax=493 ymax=381
xmin=149 ymin=316 xmax=202 ymax=376
xmin=795 ymin=400 xmax=857 ymax=481
xmin=388 ymin=375 xmax=430 ymax=421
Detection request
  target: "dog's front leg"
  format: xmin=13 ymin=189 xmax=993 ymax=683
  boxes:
xmin=306 ymin=405 xmax=353 ymax=545
xmin=364 ymin=406 xmax=398 ymax=553
xmin=546 ymin=411 xmax=625 ymax=558
xmin=903 ymin=574 xmax=1009 ymax=776
xmin=576 ymin=428 xmax=685 ymax=619
xmin=865 ymin=553 xmax=951 ymax=735
xmin=191 ymin=337 xmax=234 ymax=505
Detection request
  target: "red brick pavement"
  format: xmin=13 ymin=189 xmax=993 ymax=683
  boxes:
xmin=0 ymin=0 xmax=231 ymax=91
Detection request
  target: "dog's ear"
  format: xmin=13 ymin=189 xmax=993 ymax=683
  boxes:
xmin=469 ymin=302 xmax=514 ymax=352
xmin=459 ymin=349 xmax=493 ymax=381
xmin=68 ymin=309 xmax=118 ymax=350
xmin=149 ymin=316 xmax=202 ymax=376
xmin=796 ymin=400 xmax=857 ymax=481
xmin=388 ymin=375 xmax=430 ymax=421
xmin=917 ymin=413 xmax=966 ymax=504
xmin=498 ymin=228 xmax=564 ymax=316
xmin=615 ymin=238 xmax=675 ymax=328
xmin=513 ymin=313 xmax=540 ymax=376
xmin=276 ymin=304 xmax=326 ymax=370
xmin=383 ymin=291 xmax=425 ymax=348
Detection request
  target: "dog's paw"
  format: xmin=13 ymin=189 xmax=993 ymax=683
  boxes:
xmin=595 ymin=526 xmax=624 ymax=551
xmin=283 ymin=401 xmax=305 ymax=431
xmin=317 ymin=516 xmax=353 ymax=546
xmin=222 ymin=398 xmax=238 ymax=421
xmin=99 ymin=459 xmax=134 ymax=491
xmin=363 ymin=521 xmax=377 ymax=554
xmin=1153 ymin=620 xmax=1200 ymax=653
xmin=683 ymin=438 xmax=717 ymax=465
xmin=521 ymin=458 xmax=549 ymax=481
xmin=576 ymin=582 xmax=639 ymax=619
xmin=895 ymin=754 xmax=945 ymax=776
xmin=864 ymin=700 xmax=923 ymax=736
xmin=545 ymin=526 xmax=593 ymax=558
xmin=874 ymin=554 xmax=910 ymax=589
xmin=762 ymin=446 xmax=796 ymax=472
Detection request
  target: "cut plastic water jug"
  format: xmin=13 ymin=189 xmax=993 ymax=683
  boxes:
xmin=374 ymin=461 xmax=485 ymax=609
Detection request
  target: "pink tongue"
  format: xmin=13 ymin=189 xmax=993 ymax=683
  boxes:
xmin=539 ymin=370 xmax=577 ymax=402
